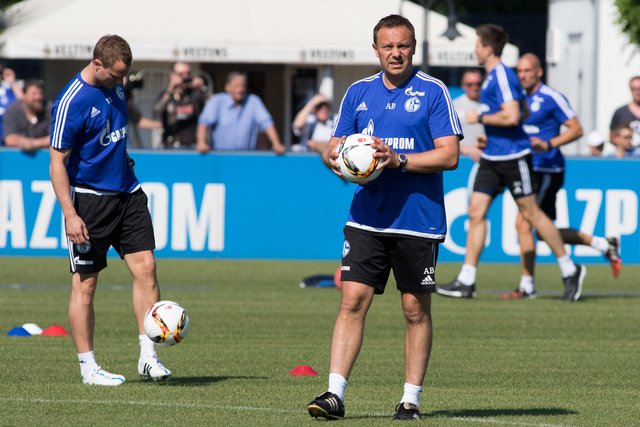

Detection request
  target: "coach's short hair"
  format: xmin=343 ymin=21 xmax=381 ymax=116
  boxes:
xmin=476 ymin=24 xmax=509 ymax=57
xmin=93 ymin=35 xmax=132 ymax=68
xmin=373 ymin=14 xmax=416 ymax=47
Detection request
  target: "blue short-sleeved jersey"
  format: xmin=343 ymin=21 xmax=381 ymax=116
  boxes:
xmin=479 ymin=63 xmax=530 ymax=160
xmin=50 ymin=73 xmax=139 ymax=193
xmin=333 ymin=68 xmax=463 ymax=241
xmin=523 ymin=83 xmax=576 ymax=172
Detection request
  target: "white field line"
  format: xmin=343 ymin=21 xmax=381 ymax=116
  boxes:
xmin=1 ymin=397 xmax=572 ymax=426
xmin=0 ymin=396 xmax=293 ymax=414
xmin=447 ymin=416 xmax=572 ymax=427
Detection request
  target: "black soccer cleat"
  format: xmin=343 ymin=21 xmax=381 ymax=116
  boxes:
xmin=307 ymin=391 xmax=345 ymax=420
xmin=562 ymin=264 xmax=586 ymax=302
xmin=393 ymin=402 xmax=421 ymax=420
xmin=436 ymin=279 xmax=476 ymax=298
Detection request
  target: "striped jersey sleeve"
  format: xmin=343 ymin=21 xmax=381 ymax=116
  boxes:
xmin=495 ymin=63 xmax=520 ymax=104
xmin=540 ymin=84 xmax=576 ymax=122
xmin=417 ymin=71 xmax=463 ymax=138
xmin=50 ymin=79 xmax=84 ymax=150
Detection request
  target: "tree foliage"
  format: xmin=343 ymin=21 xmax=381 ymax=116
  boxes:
xmin=615 ymin=0 xmax=640 ymax=47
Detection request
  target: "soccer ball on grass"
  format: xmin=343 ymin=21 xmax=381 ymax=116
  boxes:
xmin=143 ymin=300 xmax=190 ymax=346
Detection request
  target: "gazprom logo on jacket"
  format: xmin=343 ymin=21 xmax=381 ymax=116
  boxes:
xmin=404 ymin=86 xmax=425 ymax=97
xmin=383 ymin=137 xmax=415 ymax=150
xmin=361 ymin=119 xmax=375 ymax=136
xmin=99 ymin=119 xmax=127 ymax=147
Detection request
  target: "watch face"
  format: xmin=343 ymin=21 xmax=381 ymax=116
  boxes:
xmin=399 ymin=154 xmax=408 ymax=170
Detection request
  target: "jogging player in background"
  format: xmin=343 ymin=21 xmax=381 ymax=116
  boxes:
xmin=436 ymin=24 xmax=587 ymax=302
xmin=49 ymin=35 xmax=171 ymax=386
xmin=501 ymin=53 xmax=621 ymax=299
xmin=307 ymin=14 xmax=461 ymax=421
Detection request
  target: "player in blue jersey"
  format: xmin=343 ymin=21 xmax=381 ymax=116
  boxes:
xmin=437 ymin=24 xmax=587 ymax=302
xmin=49 ymin=35 xmax=171 ymax=386
xmin=307 ymin=15 xmax=461 ymax=421
xmin=497 ymin=53 xmax=622 ymax=299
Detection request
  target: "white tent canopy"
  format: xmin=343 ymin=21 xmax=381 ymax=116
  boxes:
xmin=0 ymin=0 xmax=518 ymax=67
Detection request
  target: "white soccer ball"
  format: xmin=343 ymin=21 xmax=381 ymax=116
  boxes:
xmin=336 ymin=133 xmax=383 ymax=184
xmin=143 ymin=301 xmax=190 ymax=346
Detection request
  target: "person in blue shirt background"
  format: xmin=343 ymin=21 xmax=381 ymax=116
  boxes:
xmin=196 ymin=71 xmax=286 ymax=153
xmin=307 ymin=14 xmax=460 ymax=421
xmin=498 ymin=53 xmax=621 ymax=300
xmin=49 ymin=35 xmax=171 ymax=387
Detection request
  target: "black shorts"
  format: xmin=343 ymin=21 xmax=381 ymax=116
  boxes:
xmin=533 ymin=171 xmax=564 ymax=220
xmin=340 ymin=226 xmax=439 ymax=295
xmin=67 ymin=188 xmax=155 ymax=274
xmin=473 ymin=154 xmax=537 ymax=199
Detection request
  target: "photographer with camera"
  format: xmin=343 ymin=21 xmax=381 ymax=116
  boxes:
xmin=153 ymin=62 xmax=206 ymax=149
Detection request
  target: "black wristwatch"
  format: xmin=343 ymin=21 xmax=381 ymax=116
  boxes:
xmin=398 ymin=153 xmax=408 ymax=172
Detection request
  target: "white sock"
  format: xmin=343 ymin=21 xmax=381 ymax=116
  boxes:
xmin=590 ymin=236 xmax=609 ymax=253
xmin=400 ymin=382 xmax=423 ymax=407
xmin=557 ymin=255 xmax=577 ymax=278
xmin=139 ymin=334 xmax=156 ymax=358
xmin=456 ymin=264 xmax=477 ymax=286
xmin=328 ymin=372 xmax=348 ymax=402
xmin=519 ymin=275 xmax=535 ymax=294
xmin=78 ymin=351 xmax=98 ymax=377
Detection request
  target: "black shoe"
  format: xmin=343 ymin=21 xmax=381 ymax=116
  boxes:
xmin=307 ymin=391 xmax=344 ymax=420
xmin=393 ymin=402 xmax=421 ymax=420
xmin=562 ymin=265 xmax=586 ymax=301
xmin=604 ymin=236 xmax=622 ymax=278
xmin=436 ymin=279 xmax=476 ymax=298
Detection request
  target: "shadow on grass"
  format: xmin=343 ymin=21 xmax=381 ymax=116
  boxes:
xmin=578 ymin=293 xmax=640 ymax=301
xmin=133 ymin=375 xmax=269 ymax=387
xmin=533 ymin=294 xmax=640 ymax=302
xmin=347 ymin=415 xmax=394 ymax=420
xmin=346 ymin=407 xmax=577 ymax=421
xmin=430 ymin=407 xmax=578 ymax=418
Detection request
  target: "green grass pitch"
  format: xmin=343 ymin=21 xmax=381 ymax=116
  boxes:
xmin=1 ymin=257 xmax=638 ymax=426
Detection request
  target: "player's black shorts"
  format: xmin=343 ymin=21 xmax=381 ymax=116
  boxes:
xmin=67 ymin=188 xmax=155 ymax=274
xmin=340 ymin=226 xmax=439 ymax=295
xmin=473 ymin=154 xmax=537 ymax=199
xmin=533 ymin=170 xmax=564 ymax=220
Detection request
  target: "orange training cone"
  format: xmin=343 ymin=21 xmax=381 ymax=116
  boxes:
xmin=41 ymin=325 xmax=69 ymax=336
xmin=289 ymin=365 xmax=318 ymax=376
